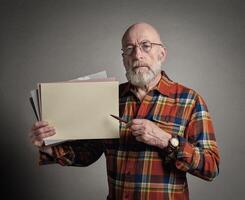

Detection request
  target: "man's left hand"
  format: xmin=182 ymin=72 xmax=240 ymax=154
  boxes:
xmin=127 ymin=119 xmax=172 ymax=149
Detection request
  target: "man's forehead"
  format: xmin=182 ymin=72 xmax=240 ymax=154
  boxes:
xmin=124 ymin=33 xmax=156 ymax=44
xmin=122 ymin=23 xmax=161 ymax=46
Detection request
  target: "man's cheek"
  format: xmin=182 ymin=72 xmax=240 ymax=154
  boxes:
xmin=123 ymin=58 xmax=130 ymax=70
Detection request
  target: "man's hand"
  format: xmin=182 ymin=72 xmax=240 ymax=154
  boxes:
xmin=30 ymin=121 xmax=56 ymax=155
xmin=128 ymin=119 xmax=172 ymax=149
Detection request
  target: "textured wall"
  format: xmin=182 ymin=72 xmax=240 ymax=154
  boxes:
xmin=1 ymin=0 xmax=244 ymax=199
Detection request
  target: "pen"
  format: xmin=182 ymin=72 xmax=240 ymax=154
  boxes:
xmin=110 ymin=114 xmax=128 ymax=123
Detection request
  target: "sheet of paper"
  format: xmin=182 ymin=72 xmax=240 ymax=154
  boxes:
xmin=40 ymin=81 xmax=119 ymax=143
xmin=48 ymin=71 xmax=110 ymax=145
xmin=30 ymin=89 xmax=40 ymax=120
xmin=44 ymin=139 xmax=73 ymax=146
xmin=29 ymin=97 xmax=39 ymax=120
xmin=69 ymin=70 xmax=107 ymax=81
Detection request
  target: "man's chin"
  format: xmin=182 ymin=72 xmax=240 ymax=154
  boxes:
xmin=129 ymin=73 xmax=154 ymax=87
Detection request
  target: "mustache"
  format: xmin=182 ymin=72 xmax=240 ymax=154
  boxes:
xmin=132 ymin=61 xmax=149 ymax=69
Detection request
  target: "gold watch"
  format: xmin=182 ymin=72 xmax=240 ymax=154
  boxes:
xmin=166 ymin=136 xmax=179 ymax=153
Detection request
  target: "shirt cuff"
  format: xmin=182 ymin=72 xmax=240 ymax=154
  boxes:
xmin=175 ymin=135 xmax=200 ymax=171
xmin=39 ymin=144 xmax=75 ymax=166
xmin=39 ymin=150 xmax=55 ymax=165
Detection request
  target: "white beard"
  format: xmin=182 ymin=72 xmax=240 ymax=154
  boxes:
xmin=125 ymin=59 xmax=162 ymax=88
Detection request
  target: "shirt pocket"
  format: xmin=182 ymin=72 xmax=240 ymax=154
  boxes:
xmin=152 ymin=115 xmax=186 ymax=137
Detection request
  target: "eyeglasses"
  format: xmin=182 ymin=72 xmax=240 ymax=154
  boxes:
xmin=121 ymin=40 xmax=164 ymax=56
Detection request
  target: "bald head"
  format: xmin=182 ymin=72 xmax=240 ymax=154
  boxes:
xmin=122 ymin=22 xmax=162 ymax=47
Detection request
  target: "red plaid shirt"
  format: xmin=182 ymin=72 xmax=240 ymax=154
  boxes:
xmin=39 ymin=71 xmax=220 ymax=200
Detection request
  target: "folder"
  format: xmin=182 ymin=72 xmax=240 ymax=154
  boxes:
xmin=30 ymin=71 xmax=119 ymax=145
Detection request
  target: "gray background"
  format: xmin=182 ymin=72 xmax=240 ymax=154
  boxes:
xmin=1 ymin=0 xmax=244 ymax=199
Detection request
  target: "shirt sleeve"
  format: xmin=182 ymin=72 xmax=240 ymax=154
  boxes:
xmin=171 ymin=94 xmax=220 ymax=181
xmin=39 ymin=139 xmax=104 ymax=167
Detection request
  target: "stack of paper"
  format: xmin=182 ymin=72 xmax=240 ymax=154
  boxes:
xmin=30 ymin=71 xmax=119 ymax=145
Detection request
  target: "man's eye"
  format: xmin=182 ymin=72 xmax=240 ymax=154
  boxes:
xmin=126 ymin=46 xmax=134 ymax=50
xmin=125 ymin=46 xmax=134 ymax=54
xmin=142 ymin=42 xmax=151 ymax=48
xmin=142 ymin=43 xmax=151 ymax=52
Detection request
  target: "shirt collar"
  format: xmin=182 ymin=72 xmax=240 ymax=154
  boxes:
xmin=120 ymin=71 xmax=175 ymax=98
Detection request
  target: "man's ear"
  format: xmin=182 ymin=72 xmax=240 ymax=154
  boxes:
xmin=159 ymin=47 xmax=167 ymax=63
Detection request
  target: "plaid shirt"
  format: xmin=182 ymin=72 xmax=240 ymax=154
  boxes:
xmin=39 ymin=71 xmax=220 ymax=200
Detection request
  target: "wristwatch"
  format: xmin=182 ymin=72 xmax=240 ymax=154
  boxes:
xmin=165 ymin=135 xmax=179 ymax=157
xmin=168 ymin=137 xmax=179 ymax=151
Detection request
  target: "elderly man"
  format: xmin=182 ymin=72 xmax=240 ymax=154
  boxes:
xmin=30 ymin=22 xmax=220 ymax=200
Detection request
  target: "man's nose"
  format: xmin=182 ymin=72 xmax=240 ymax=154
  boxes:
xmin=132 ymin=46 xmax=144 ymax=60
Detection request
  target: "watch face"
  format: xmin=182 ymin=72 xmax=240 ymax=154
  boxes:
xmin=170 ymin=138 xmax=179 ymax=147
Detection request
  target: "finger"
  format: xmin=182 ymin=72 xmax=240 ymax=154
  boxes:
xmin=37 ymin=130 xmax=56 ymax=140
xmin=132 ymin=130 xmax=143 ymax=136
xmin=126 ymin=119 xmax=142 ymax=128
xmin=31 ymin=121 xmax=49 ymax=131
xmin=131 ymin=119 xmax=144 ymax=125
xmin=130 ymin=124 xmax=144 ymax=131
xmin=126 ymin=121 xmax=132 ymax=128
xmin=33 ymin=126 xmax=55 ymax=136
xmin=31 ymin=135 xmax=43 ymax=147
xmin=32 ymin=139 xmax=43 ymax=147
xmin=135 ymin=136 xmax=144 ymax=142
xmin=31 ymin=129 xmax=56 ymax=146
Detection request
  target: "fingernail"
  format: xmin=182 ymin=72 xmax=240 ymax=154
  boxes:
xmin=50 ymin=131 xmax=55 ymax=135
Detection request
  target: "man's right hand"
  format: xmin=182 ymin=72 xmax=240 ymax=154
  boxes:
xmin=30 ymin=121 xmax=56 ymax=155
